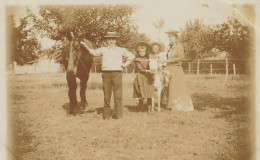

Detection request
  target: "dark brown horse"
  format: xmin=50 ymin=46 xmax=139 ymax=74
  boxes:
xmin=63 ymin=38 xmax=93 ymax=115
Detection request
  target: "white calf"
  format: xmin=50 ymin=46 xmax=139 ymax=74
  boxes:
xmin=148 ymin=58 xmax=172 ymax=113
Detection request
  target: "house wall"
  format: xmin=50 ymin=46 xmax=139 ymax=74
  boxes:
xmin=13 ymin=59 xmax=61 ymax=74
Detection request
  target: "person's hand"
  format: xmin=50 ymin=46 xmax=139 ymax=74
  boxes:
xmin=121 ymin=63 xmax=127 ymax=68
xmin=122 ymin=61 xmax=131 ymax=68
xmin=145 ymin=70 xmax=151 ymax=73
xmin=80 ymin=41 xmax=88 ymax=49
xmin=80 ymin=41 xmax=85 ymax=45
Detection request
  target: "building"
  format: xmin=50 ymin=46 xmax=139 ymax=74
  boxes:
xmin=12 ymin=56 xmax=61 ymax=74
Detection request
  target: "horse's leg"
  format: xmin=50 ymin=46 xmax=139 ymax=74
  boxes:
xmin=147 ymin=98 xmax=151 ymax=114
xmin=157 ymin=80 xmax=163 ymax=112
xmin=151 ymin=97 xmax=155 ymax=111
xmin=66 ymin=71 xmax=77 ymax=115
xmin=80 ymin=75 xmax=89 ymax=110
xmin=158 ymin=87 xmax=161 ymax=112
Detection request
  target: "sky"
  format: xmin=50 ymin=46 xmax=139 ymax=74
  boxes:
xmin=6 ymin=0 xmax=255 ymax=49
xmin=132 ymin=0 xmax=234 ymax=43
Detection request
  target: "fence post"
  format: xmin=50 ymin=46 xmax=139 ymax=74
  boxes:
xmin=34 ymin=64 xmax=37 ymax=74
xmin=233 ymin=63 xmax=236 ymax=75
xmin=225 ymin=57 xmax=228 ymax=81
xmin=48 ymin=61 xmax=51 ymax=73
xmin=188 ymin=62 xmax=191 ymax=74
xmin=126 ymin=68 xmax=128 ymax=73
xmin=133 ymin=65 xmax=135 ymax=74
xmin=197 ymin=59 xmax=200 ymax=75
xmin=13 ymin=61 xmax=17 ymax=74
xmin=95 ymin=66 xmax=97 ymax=73
xmin=210 ymin=64 xmax=212 ymax=75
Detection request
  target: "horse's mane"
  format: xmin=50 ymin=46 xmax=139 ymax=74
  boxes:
xmin=63 ymin=38 xmax=93 ymax=71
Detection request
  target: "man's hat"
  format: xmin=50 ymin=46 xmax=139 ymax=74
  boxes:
xmin=165 ymin=29 xmax=179 ymax=36
xmin=104 ymin=31 xmax=119 ymax=38
xmin=150 ymin=41 xmax=165 ymax=52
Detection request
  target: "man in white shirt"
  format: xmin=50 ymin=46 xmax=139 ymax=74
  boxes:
xmin=81 ymin=31 xmax=135 ymax=119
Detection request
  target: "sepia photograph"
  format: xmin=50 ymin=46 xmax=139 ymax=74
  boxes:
xmin=1 ymin=0 xmax=259 ymax=159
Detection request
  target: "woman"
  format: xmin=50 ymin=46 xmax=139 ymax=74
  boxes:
xmin=165 ymin=30 xmax=194 ymax=111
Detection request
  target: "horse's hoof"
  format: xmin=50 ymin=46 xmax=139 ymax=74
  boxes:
xmin=147 ymin=105 xmax=151 ymax=114
xmin=166 ymin=108 xmax=172 ymax=111
xmin=69 ymin=111 xmax=76 ymax=116
xmin=80 ymin=106 xmax=86 ymax=114
xmin=81 ymin=101 xmax=88 ymax=107
xmin=103 ymin=116 xmax=111 ymax=120
xmin=69 ymin=106 xmax=78 ymax=116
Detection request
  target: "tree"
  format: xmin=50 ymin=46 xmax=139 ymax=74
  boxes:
xmin=6 ymin=15 xmax=17 ymax=65
xmin=33 ymin=5 xmax=150 ymax=65
xmin=152 ymin=18 xmax=165 ymax=40
xmin=213 ymin=17 xmax=253 ymax=59
xmin=7 ymin=9 xmax=42 ymax=65
xmin=179 ymin=19 xmax=214 ymax=60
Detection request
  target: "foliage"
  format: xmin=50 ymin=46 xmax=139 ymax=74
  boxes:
xmin=152 ymin=18 xmax=165 ymax=39
xmin=7 ymin=9 xmax=42 ymax=65
xmin=179 ymin=19 xmax=214 ymax=60
xmin=213 ymin=17 xmax=253 ymax=59
xmin=33 ymin=5 xmax=150 ymax=64
xmin=179 ymin=18 xmax=253 ymax=60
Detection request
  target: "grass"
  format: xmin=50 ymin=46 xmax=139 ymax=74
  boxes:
xmin=7 ymin=73 xmax=254 ymax=160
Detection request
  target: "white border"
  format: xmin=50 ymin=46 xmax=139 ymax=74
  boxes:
xmin=0 ymin=0 xmax=259 ymax=160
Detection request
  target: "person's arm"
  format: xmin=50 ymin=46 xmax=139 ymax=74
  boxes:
xmin=135 ymin=62 xmax=150 ymax=73
xmin=122 ymin=48 xmax=135 ymax=67
xmin=167 ymin=45 xmax=185 ymax=64
xmin=80 ymin=41 xmax=103 ymax=56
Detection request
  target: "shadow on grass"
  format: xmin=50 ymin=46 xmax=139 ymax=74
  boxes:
xmin=62 ymin=102 xmax=104 ymax=115
xmin=191 ymin=93 xmax=250 ymax=117
xmin=124 ymin=105 xmax=142 ymax=112
xmin=192 ymin=93 xmax=252 ymax=160
xmin=124 ymin=104 xmax=167 ymax=113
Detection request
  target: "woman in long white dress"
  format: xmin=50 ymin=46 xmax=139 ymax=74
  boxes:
xmin=165 ymin=30 xmax=194 ymax=111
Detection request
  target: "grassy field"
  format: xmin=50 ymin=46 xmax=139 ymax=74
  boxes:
xmin=7 ymin=73 xmax=255 ymax=160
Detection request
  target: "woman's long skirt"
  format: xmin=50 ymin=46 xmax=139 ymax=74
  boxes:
xmin=167 ymin=65 xmax=194 ymax=111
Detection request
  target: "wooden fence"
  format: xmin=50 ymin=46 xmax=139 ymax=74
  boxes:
xmin=181 ymin=58 xmax=249 ymax=75
xmin=91 ymin=58 xmax=250 ymax=76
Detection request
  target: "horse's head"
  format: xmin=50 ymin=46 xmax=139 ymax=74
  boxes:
xmin=64 ymin=39 xmax=93 ymax=75
xmin=162 ymin=69 xmax=172 ymax=87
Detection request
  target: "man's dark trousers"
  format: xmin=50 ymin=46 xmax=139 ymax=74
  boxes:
xmin=102 ymin=71 xmax=122 ymax=119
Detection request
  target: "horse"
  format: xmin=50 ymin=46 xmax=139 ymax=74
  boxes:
xmin=148 ymin=58 xmax=172 ymax=113
xmin=62 ymin=38 xmax=93 ymax=115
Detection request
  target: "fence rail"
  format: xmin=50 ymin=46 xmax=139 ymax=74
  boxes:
xmin=90 ymin=58 xmax=250 ymax=76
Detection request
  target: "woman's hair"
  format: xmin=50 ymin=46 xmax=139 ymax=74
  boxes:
xmin=136 ymin=45 xmax=149 ymax=58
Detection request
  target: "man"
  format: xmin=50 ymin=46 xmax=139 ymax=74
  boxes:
xmin=80 ymin=31 xmax=135 ymax=119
